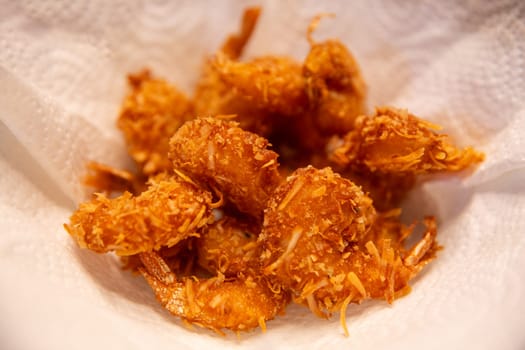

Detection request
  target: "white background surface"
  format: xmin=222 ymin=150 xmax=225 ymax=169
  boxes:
xmin=1 ymin=1 xmax=525 ymax=349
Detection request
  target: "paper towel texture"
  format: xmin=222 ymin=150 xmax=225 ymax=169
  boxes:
xmin=1 ymin=1 xmax=524 ymax=349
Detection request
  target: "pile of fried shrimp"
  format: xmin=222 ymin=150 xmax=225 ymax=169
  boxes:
xmin=64 ymin=8 xmax=484 ymax=336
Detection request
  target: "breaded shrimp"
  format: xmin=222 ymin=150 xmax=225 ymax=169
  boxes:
xmin=64 ymin=174 xmax=213 ymax=256
xmin=139 ymin=251 xmax=289 ymax=333
xmin=193 ymin=7 xmax=275 ymax=137
xmin=196 ymin=215 xmax=261 ymax=276
xmin=330 ymin=106 xmax=485 ymax=174
xmin=203 ymin=54 xmax=328 ymax=152
xmin=117 ymin=70 xmax=193 ymax=175
xmin=303 ymin=16 xmax=367 ymax=135
xmin=213 ymin=55 xmax=308 ymax=117
xmin=193 ymin=60 xmax=275 ymax=137
xmin=169 ymin=117 xmax=281 ymax=220
xmin=259 ymin=166 xmax=438 ymax=319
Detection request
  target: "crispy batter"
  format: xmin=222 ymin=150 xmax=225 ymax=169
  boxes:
xmin=193 ymin=7 xmax=277 ymax=137
xmin=193 ymin=60 xmax=276 ymax=136
xmin=169 ymin=117 xmax=281 ymax=219
xmin=198 ymin=54 xmax=327 ymax=152
xmin=117 ymin=70 xmax=194 ymax=175
xmin=304 ymin=39 xmax=367 ymax=135
xmin=260 ymin=166 xmax=438 ymax=315
xmin=140 ymin=251 xmax=288 ymax=333
xmin=196 ymin=216 xmax=261 ymax=277
xmin=64 ymin=174 xmax=213 ymax=256
xmin=330 ymin=106 xmax=485 ymax=174
xmin=214 ymin=55 xmax=308 ymax=117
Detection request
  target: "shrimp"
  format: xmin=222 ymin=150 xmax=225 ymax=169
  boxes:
xmin=139 ymin=251 xmax=289 ymax=333
xmin=117 ymin=70 xmax=194 ymax=175
xmin=193 ymin=7 xmax=276 ymax=137
xmin=213 ymin=55 xmax=308 ymax=117
xmin=193 ymin=60 xmax=276 ymax=137
xmin=259 ymin=166 xmax=438 ymax=320
xmin=303 ymin=15 xmax=367 ymax=136
xmin=330 ymin=106 xmax=485 ymax=174
xmin=64 ymin=173 xmax=214 ymax=256
xmin=196 ymin=215 xmax=261 ymax=276
xmin=169 ymin=117 xmax=281 ymax=220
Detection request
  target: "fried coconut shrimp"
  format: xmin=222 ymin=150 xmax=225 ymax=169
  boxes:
xmin=196 ymin=215 xmax=261 ymax=276
xmin=169 ymin=117 xmax=281 ymax=219
xmin=193 ymin=60 xmax=276 ymax=137
xmin=61 ymin=7 xmax=486 ymax=337
xmin=208 ymin=54 xmax=328 ymax=153
xmin=330 ymin=106 xmax=484 ymax=174
xmin=193 ymin=7 xmax=276 ymax=137
xmin=213 ymin=55 xmax=308 ymax=117
xmin=303 ymin=16 xmax=367 ymax=135
xmin=117 ymin=70 xmax=193 ymax=175
xmin=64 ymin=174 xmax=214 ymax=256
xmin=260 ymin=166 xmax=439 ymax=327
xmin=139 ymin=251 xmax=288 ymax=333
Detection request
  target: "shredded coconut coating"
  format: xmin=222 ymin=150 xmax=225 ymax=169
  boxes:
xmin=331 ymin=106 xmax=485 ymax=174
xmin=192 ymin=6 xmax=277 ymax=137
xmin=193 ymin=59 xmax=276 ymax=137
xmin=213 ymin=55 xmax=308 ymax=117
xmin=304 ymin=39 xmax=367 ymax=135
xmin=260 ymin=166 xmax=439 ymax=315
xmin=169 ymin=117 xmax=281 ymax=219
xmin=140 ymin=252 xmax=289 ymax=333
xmin=117 ymin=70 xmax=194 ymax=175
xmin=64 ymin=174 xmax=213 ymax=256
xmin=196 ymin=216 xmax=261 ymax=276
xmin=60 ymin=8 xmax=488 ymax=336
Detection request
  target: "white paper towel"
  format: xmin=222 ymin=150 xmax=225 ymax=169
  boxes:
xmin=1 ymin=1 xmax=524 ymax=349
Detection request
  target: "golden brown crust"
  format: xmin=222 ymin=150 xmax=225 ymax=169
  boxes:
xmin=304 ymin=40 xmax=367 ymax=135
xmin=260 ymin=166 xmax=438 ymax=315
xmin=213 ymin=55 xmax=308 ymax=117
xmin=331 ymin=106 xmax=485 ymax=174
xmin=259 ymin=166 xmax=375 ymax=312
xmin=62 ymin=8 xmax=489 ymax=335
xmin=117 ymin=70 xmax=194 ymax=175
xmin=64 ymin=174 xmax=213 ymax=256
xmin=193 ymin=7 xmax=276 ymax=138
xmin=169 ymin=117 xmax=281 ymax=220
xmin=196 ymin=216 xmax=261 ymax=277
xmin=192 ymin=59 xmax=276 ymax=137
xmin=140 ymin=251 xmax=289 ymax=333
